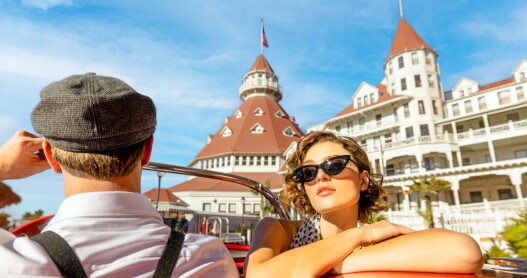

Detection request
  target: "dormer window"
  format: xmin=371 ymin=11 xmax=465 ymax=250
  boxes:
xmin=251 ymin=123 xmax=265 ymax=134
xmin=283 ymin=127 xmax=295 ymax=137
xmin=235 ymin=110 xmax=243 ymax=118
xmin=275 ymin=110 xmax=285 ymax=118
xmin=221 ymin=126 xmax=232 ymax=137
xmin=254 ymin=108 xmax=264 ymax=116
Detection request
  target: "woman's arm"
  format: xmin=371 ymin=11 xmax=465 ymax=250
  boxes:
xmin=244 ymin=218 xmax=412 ymax=278
xmin=334 ymin=228 xmax=484 ymax=274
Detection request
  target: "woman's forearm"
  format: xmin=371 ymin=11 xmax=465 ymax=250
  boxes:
xmin=246 ymin=227 xmax=364 ymax=278
xmin=337 ymin=228 xmax=484 ymax=274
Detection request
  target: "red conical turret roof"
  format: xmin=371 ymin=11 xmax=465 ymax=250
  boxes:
xmin=250 ymin=54 xmax=274 ymax=73
xmin=386 ymin=18 xmax=434 ymax=61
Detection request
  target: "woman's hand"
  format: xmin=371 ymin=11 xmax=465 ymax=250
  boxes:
xmin=0 ymin=130 xmax=50 ymax=181
xmin=357 ymin=220 xmax=414 ymax=247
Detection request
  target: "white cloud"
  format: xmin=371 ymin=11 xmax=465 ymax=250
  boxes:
xmin=21 ymin=0 xmax=73 ymax=10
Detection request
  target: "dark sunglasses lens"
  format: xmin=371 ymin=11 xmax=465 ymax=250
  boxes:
xmin=301 ymin=166 xmax=318 ymax=182
xmin=324 ymin=157 xmax=348 ymax=175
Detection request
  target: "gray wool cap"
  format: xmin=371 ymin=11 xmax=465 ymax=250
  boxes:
xmin=31 ymin=72 xmax=156 ymax=152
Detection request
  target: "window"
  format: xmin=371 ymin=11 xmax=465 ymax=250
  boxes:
xmin=253 ymin=204 xmax=261 ymax=213
xmin=420 ymin=124 xmax=429 ymax=136
xmin=401 ymin=78 xmax=407 ymax=91
xmin=235 ymin=156 xmax=240 ymax=166
xmin=357 ymin=97 xmax=362 ymax=107
xmin=347 ymin=121 xmax=353 ymax=132
xmin=459 ymin=90 xmax=464 ymax=98
xmin=359 ymin=117 xmax=365 ymax=129
xmin=520 ymin=72 xmax=526 ymax=81
xmin=243 ymin=203 xmax=252 ymax=214
xmin=284 ymin=127 xmax=295 ymax=137
xmin=432 ymin=100 xmax=438 ymax=115
xmin=462 ymin=158 xmax=470 ymax=166
xmin=271 ymin=156 xmax=277 ymax=166
xmin=221 ymin=127 xmax=232 ymax=137
xmin=389 ymin=62 xmax=393 ymax=74
xmin=452 ymin=103 xmax=460 ymax=116
xmin=370 ymin=93 xmax=375 ymax=103
xmin=404 ymin=103 xmax=410 ymax=118
xmin=411 ymin=52 xmax=418 ymax=65
xmin=479 ymin=120 xmax=485 ymax=128
xmin=219 ymin=203 xmax=226 ymax=212
xmin=241 ymin=156 xmax=246 ymax=166
xmin=425 ymin=53 xmax=432 ymax=65
xmin=518 ymin=86 xmax=525 ymax=100
xmin=464 ymin=100 xmax=473 ymax=114
xmin=254 ymin=108 xmax=264 ymax=116
xmin=386 ymin=164 xmax=395 ymax=176
xmin=456 ymin=125 xmax=464 ymax=132
xmin=405 ymin=126 xmax=414 ymax=138
xmin=229 ymin=203 xmax=236 ymax=213
xmin=203 ymin=203 xmax=211 ymax=211
xmin=364 ymin=96 xmax=370 ymax=105
xmin=335 ymin=125 xmax=341 ymax=132
xmin=478 ymin=96 xmax=487 ymax=110
xmin=398 ymin=56 xmax=404 ymax=68
xmin=514 ymin=150 xmax=527 ymax=158
xmin=428 ymin=74 xmax=435 ymax=87
xmin=414 ymin=75 xmax=422 ymax=87
xmin=393 ymin=108 xmax=398 ymax=120
xmin=249 ymin=156 xmax=254 ymax=166
xmin=376 ymin=114 xmax=382 ymax=126
xmin=418 ymin=101 xmax=425 ymax=114
xmin=467 ymin=87 xmax=473 ymax=94
xmin=251 ymin=123 xmax=264 ymax=133
xmin=263 ymin=156 xmax=268 ymax=165
xmin=498 ymin=189 xmax=513 ymax=200
xmin=221 ymin=157 xmax=225 ymax=167
xmin=470 ymin=191 xmax=483 ymax=203
xmin=385 ymin=134 xmax=392 ymax=144
xmin=507 ymin=113 xmax=519 ymax=122
xmin=498 ymin=91 xmax=511 ymax=105
xmin=275 ymin=111 xmax=284 ymax=118
xmin=391 ymin=82 xmax=395 ymax=94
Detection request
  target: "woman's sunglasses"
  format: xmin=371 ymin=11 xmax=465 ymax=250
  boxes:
xmin=293 ymin=155 xmax=359 ymax=183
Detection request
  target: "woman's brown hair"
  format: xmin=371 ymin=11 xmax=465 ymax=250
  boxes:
xmin=280 ymin=131 xmax=387 ymax=223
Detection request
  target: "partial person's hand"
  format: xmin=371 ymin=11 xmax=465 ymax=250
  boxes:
xmin=357 ymin=220 xmax=414 ymax=247
xmin=0 ymin=130 xmax=50 ymax=180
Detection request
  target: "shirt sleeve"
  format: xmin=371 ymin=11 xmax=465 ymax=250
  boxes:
xmin=173 ymin=233 xmax=240 ymax=278
xmin=0 ymin=228 xmax=62 ymax=277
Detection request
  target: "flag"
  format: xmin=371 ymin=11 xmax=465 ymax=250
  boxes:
xmin=261 ymin=24 xmax=269 ymax=48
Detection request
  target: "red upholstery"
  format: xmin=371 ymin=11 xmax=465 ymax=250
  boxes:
xmin=11 ymin=215 xmax=54 ymax=237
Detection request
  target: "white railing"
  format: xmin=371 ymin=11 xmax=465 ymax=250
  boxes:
xmin=382 ymin=198 xmax=527 ymax=241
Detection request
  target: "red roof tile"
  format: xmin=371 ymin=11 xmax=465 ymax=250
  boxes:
xmin=143 ymin=188 xmax=189 ymax=206
xmin=478 ymin=77 xmax=514 ymax=92
xmin=169 ymin=172 xmax=285 ymax=192
xmin=386 ymin=18 xmax=434 ymax=61
xmin=192 ymin=95 xmax=304 ymax=161
xmin=250 ymin=54 xmax=274 ymax=73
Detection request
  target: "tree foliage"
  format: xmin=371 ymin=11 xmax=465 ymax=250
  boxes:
xmin=0 ymin=182 xmax=22 ymax=209
xmin=21 ymin=209 xmax=45 ymax=221
xmin=406 ymin=176 xmax=451 ymax=228
xmin=501 ymin=209 xmax=527 ymax=258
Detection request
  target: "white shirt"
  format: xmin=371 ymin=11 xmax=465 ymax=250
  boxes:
xmin=0 ymin=192 xmax=240 ymax=278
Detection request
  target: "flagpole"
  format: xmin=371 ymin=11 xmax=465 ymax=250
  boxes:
xmin=260 ymin=19 xmax=263 ymax=54
xmin=398 ymin=0 xmax=404 ymax=18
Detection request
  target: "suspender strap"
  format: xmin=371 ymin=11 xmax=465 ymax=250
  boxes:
xmin=153 ymin=231 xmax=185 ymax=278
xmin=31 ymin=231 xmax=87 ymax=278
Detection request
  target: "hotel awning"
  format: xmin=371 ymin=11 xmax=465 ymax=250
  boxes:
xmin=155 ymin=202 xmax=194 ymax=213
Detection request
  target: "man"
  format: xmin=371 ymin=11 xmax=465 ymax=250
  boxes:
xmin=0 ymin=73 xmax=239 ymax=277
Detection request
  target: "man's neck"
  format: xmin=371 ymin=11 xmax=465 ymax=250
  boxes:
xmin=63 ymin=167 xmax=142 ymax=197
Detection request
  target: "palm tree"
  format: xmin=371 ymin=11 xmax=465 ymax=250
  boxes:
xmin=0 ymin=182 xmax=21 ymax=209
xmin=406 ymin=176 xmax=451 ymax=228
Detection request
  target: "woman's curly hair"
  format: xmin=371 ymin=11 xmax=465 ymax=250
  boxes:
xmin=280 ymin=131 xmax=387 ymax=223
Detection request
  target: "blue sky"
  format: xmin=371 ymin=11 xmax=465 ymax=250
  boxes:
xmin=2 ymin=0 xmax=527 ymax=219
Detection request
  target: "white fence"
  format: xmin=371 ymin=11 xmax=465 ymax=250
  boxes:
xmin=382 ymin=198 xmax=527 ymax=247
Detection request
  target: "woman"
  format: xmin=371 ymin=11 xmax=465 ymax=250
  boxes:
xmin=244 ymin=131 xmax=483 ymax=277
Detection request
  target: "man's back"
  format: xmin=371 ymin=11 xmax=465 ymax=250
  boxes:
xmin=0 ymin=192 xmax=239 ymax=277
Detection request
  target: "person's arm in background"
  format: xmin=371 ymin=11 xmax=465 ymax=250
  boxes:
xmin=332 ymin=227 xmax=484 ymax=274
xmin=0 ymin=130 xmax=50 ymax=181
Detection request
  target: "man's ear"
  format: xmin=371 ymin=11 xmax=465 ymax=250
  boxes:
xmin=140 ymin=135 xmax=154 ymax=166
xmin=42 ymin=141 xmax=62 ymax=173
xmin=360 ymin=171 xmax=369 ymax=191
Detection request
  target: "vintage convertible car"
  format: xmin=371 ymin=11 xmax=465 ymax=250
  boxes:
xmin=10 ymin=162 xmax=515 ymax=277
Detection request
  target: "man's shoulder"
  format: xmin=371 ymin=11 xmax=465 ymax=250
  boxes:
xmin=181 ymin=233 xmax=231 ymax=258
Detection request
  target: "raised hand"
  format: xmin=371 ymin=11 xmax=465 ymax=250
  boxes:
xmin=0 ymin=130 xmax=50 ymax=180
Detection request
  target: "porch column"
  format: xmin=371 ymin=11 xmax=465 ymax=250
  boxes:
xmin=450 ymin=178 xmax=461 ymax=206
xmin=456 ymin=151 xmax=463 ymax=167
xmin=510 ymin=172 xmax=525 ymax=207
xmin=402 ymin=185 xmax=411 ymax=211
xmin=482 ymin=115 xmax=496 ymax=162
xmin=446 ymin=151 xmax=454 ymax=168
